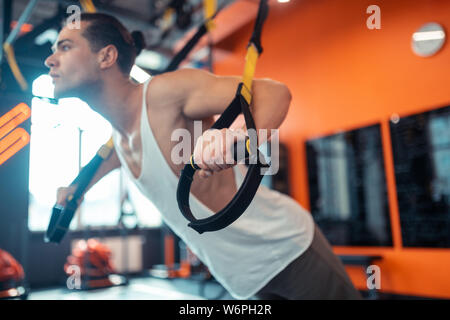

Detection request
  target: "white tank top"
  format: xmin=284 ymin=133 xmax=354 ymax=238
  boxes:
xmin=113 ymin=78 xmax=315 ymax=299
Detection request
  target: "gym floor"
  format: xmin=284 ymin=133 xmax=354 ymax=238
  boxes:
xmin=27 ymin=276 xmax=234 ymax=300
xmin=26 ymin=277 xmax=426 ymax=300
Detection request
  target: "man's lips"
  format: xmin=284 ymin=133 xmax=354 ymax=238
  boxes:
xmin=49 ymin=74 xmax=60 ymax=84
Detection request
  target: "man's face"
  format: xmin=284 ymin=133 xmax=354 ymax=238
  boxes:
xmin=45 ymin=22 xmax=101 ymax=99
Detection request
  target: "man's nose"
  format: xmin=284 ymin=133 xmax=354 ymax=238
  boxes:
xmin=45 ymin=53 xmax=58 ymax=68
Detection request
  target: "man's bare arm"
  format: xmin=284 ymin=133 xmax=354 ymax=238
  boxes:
xmin=149 ymin=68 xmax=291 ymax=140
xmin=56 ymin=147 xmax=121 ymax=206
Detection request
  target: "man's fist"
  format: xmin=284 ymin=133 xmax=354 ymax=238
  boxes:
xmin=193 ymin=128 xmax=247 ymax=178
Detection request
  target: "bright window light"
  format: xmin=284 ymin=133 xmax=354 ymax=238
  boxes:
xmin=130 ymin=65 xmax=151 ymax=83
xmin=32 ymin=74 xmax=54 ymax=98
xmin=28 ymin=74 xmax=161 ymax=231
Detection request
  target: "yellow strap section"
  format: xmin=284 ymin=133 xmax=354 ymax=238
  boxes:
xmin=240 ymin=44 xmax=259 ymax=105
xmin=162 ymin=8 xmax=175 ymax=31
xmin=246 ymin=138 xmax=251 ymax=155
xmin=190 ymin=154 xmax=196 ymax=170
xmin=105 ymin=137 xmax=114 ymax=148
xmin=203 ymin=0 xmax=217 ymax=31
xmin=97 ymin=137 xmax=114 ymax=159
xmin=80 ymin=0 xmax=96 ymax=13
xmin=3 ymin=43 xmax=28 ymax=91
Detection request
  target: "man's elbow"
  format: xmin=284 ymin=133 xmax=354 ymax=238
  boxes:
xmin=277 ymin=83 xmax=292 ymax=121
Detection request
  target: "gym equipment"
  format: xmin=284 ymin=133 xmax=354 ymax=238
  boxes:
xmin=45 ymin=139 xmax=115 ymax=243
xmin=176 ymin=0 xmax=270 ymax=234
xmin=64 ymin=238 xmax=127 ymax=290
xmin=149 ymin=226 xmax=191 ymax=279
xmin=0 ymin=249 xmax=28 ymax=299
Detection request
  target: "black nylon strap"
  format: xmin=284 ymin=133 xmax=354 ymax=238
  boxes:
xmin=45 ymin=155 xmax=104 ymax=243
xmin=165 ymin=24 xmax=208 ymax=72
xmin=164 ymin=5 xmax=222 ymax=73
xmin=177 ymin=161 xmax=265 ymax=234
xmin=176 ymin=84 xmax=269 ymax=234
xmin=176 ymin=0 xmax=270 ymax=234
xmin=249 ymin=0 xmax=269 ymax=54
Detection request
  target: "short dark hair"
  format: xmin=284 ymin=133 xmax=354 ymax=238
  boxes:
xmin=68 ymin=13 xmax=146 ymax=75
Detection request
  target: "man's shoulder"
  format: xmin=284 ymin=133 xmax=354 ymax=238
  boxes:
xmin=146 ymin=68 xmax=209 ymax=113
xmin=149 ymin=68 xmax=206 ymax=93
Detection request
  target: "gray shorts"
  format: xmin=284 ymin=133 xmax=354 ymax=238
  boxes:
xmin=255 ymin=224 xmax=363 ymax=300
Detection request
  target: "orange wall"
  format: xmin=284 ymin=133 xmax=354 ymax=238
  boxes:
xmin=214 ymin=0 xmax=450 ymax=298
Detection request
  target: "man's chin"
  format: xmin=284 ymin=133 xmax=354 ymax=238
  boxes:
xmin=53 ymin=87 xmax=78 ymax=100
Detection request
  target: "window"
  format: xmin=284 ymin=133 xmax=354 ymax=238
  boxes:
xmin=28 ymin=75 xmax=161 ymax=231
xmin=390 ymin=106 xmax=450 ymax=247
xmin=306 ymin=124 xmax=392 ymax=246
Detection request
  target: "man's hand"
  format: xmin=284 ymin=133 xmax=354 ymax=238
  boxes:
xmin=56 ymin=185 xmax=83 ymax=206
xmin=193 ymin=128 xmax=247 ymax=178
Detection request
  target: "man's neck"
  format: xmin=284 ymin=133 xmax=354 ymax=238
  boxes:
xmin=82 ymin=76 xmax=143 ymax=137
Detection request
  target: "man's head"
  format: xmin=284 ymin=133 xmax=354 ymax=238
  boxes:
xmin=45 ymin=13 xmax=145 ymax=99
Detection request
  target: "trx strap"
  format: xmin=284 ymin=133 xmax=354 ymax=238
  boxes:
xmin=45 ymin=139 xmax=114 ymax=243
xmin=45 ymin=0 xmax=219 ymax=243
xmin=176 ymin=0 xmax=270 ymax=234
xmin=163 ymin=0 xmax=217 ymax=73
xmin=1 ymin=0 xmax=39 ymax=91
xmin=165 ymin=24 xmax=208 ymax=72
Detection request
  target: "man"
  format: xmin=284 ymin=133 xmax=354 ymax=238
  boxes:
xmin=48 ymin=13 xmax=361 ymax=300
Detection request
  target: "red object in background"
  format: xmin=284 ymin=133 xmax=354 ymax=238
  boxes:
xmin=64 ymin=239 xmax=116 ymax=278
xmin=10 ymin=21 xmax=33 ymax=36
xmin=0 ymin=248 xmax=26 ymax=299
xmin=0 ymin=249 xmax=24 ymax=283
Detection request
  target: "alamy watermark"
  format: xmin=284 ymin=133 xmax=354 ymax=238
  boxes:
xmin=170 ymin=121 xmax=280 ymax=176
xmin=66 ymin=5 xmax=81 ymax=30
xmin=366 ymin=5 xmax=381 ymax=30
xmin=66 ymin=264 xmax=81 ymax=290
xmin=366 ymin=264 xmax=381 ymax=290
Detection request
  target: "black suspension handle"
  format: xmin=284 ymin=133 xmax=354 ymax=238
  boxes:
xmin=189 ymin=136 xmax=251 ymax=170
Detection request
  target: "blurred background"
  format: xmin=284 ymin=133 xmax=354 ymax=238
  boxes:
xmin=0 ymin=0 xmax=449 ymax=300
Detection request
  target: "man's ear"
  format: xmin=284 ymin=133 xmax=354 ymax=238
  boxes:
xmin=98 ymin=45 xmax=118 ymax=69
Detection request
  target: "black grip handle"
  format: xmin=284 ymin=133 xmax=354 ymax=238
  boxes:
xmin=190 ymin=137 xmax=250 ymax=170
xmin=45 ymin=155 xmax=104 ymax=243
xmin=44 ymin=201 xmax=78 ymax=243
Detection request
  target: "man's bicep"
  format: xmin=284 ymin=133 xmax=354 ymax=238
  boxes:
xmin=181 ymin=70 xmax=241 ymax=120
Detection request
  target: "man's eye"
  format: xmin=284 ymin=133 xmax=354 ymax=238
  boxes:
xmin=62 ymin=45 xmax=70 ymax=51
